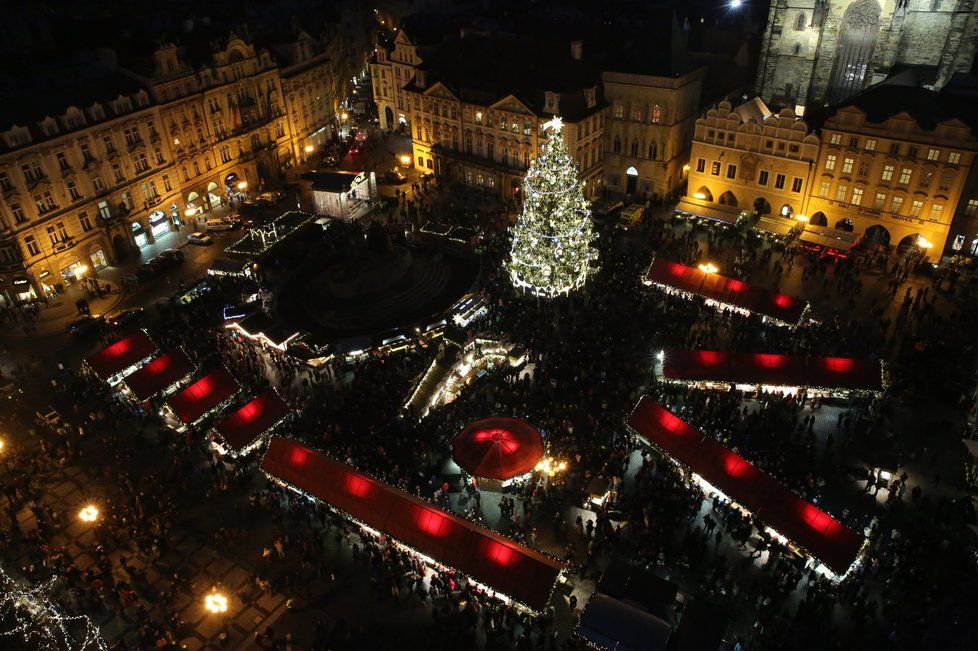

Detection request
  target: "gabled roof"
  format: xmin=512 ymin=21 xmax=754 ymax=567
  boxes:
xmin=85 ymin=331 xmax=157 ymax=381
xmin=123 ymin=349 xmax=196 ymax=402
xmin=168 ymin=368 xmax=240 ymax=425
xmin=214 ymin=389 xmax=292 ymax=453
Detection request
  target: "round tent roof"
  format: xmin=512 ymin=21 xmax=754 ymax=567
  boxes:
xmin=452 ymin=416 xmax=544 ymax=481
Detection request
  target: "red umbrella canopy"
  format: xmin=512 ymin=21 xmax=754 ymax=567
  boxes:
xmin=453 ymin=417 xmax=545 ymax=481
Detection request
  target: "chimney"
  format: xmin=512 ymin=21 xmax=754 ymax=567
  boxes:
xmin=570 ymin=40 xmax=583 ymax=61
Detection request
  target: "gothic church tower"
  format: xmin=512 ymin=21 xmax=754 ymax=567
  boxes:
xmin=756 ymin=1 xmax=978 ymax=107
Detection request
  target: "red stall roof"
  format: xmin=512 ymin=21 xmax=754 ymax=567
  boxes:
xmin=86 ymin=331 xmax=158 ymax=381
xmin=168 ymin=368 xmax=240 ymax=425
xmin=662 ymin=349 xmax=884 ymax=392
xmin=123 ymin=349 xmax=196 ymax=401
xmin=627 ymin=397 xmax=864 ymax=576
xmin=645 ymin=259 xmax=808 ymax=325
xmin=214 ymin=390 xmax=292 ymax=453
xmin=262 ymin=437 xmax=564 ymax=610
xmin=453 ymin=416 xmax=545 ymax=481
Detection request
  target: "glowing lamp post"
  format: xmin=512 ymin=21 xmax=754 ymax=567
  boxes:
xmin=399 ymin=154 xmax=412 ymax=167
xmin=204 ymin=590 xmax=229 ymax=614
xmin=304 ymin=144 xmax=314 ymax=155
xmin=236 ymin=181 xmax=248 ymax=191
xmin=534 ymin=457 xmax=568 ymax=478
xmin=78 ymin=505 xmax=99 ymax=523
xmin=0 ymin=438 xmax=5 ymax=453
xmin=697 ymin=262 xmax=719 ymax=274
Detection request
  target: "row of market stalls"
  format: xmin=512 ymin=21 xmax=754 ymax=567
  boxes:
xmin=644 ymin=258 xmax=810 ymax=326
xmin=656 ymin=349 xmax=886 ymax=396
xmin=261 ymin=436 xmax=565 ymax=612
xmin=83 ymin=331 xmax=293 ymax=457
xmin=627 ymin=397 xmax=867 ymax=581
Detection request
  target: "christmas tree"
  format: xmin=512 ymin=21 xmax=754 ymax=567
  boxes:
xmin=507 ymin=116 xmax=597 ymax=298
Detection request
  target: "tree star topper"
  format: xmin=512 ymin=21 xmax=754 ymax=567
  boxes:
xmin=542 ymin=116 xmax=563 ymax=133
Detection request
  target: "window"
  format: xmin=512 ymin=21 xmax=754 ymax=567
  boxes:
xmin=849 ymin=136 xmax=859 ymax=148
xmin=907 ymin=146 xmax=919 ymax=158
xmin=774 ymin=173 xmax=786 ymax=189
xmin=11 ymin=203 xmax=25 ymax=224
xmin=92 ymin=175 xmax=104 ymax=193
xmin=898 ymin=168 xmax=912 ymax=184
xmin=613 ymin=136 xmax=621 ymax=154
xmin=79 ymin=212 xmax=93 ymax=232
xmin=614 ymin=104 xmax=623 ymax=119
xmin=219 ymin=145 xmax=231 ymax=163
xmin=726 ymin=164 xmax=737 ymax=179
xmin=939 ymin=174 xmax=952 ymax=193
xmin=25 ymin=235 xmax=40 ymax=256
xmin=67 ymin=180 xmax=80 ymax=200
xmin=967 ymin=199 xmax=978 ymax=216
xmin=34 ymin=190 xmax=56 ymax=214
xmin=948 ymin=151 xmax=961 ymax=165
xmin=841 ymin=157 xmax=854 ymax=174
xmin=825 ymin=154 xmax=837 ymax=171
xmin=857 ymin=160 xmax=870 ymax=177
xmin=758 ymin=170 xmax=769 ymax=186
xmin=926 ymin=148 xmax=940 ymax=161
xmin=0 ymin=172 xmax=11 ymax=191
xmin=56 ymin=152 xmax=69 ymax=170
xmin=791 ymin=177 xmax=803 ymax=193
xmin=711 ymin=161 xmax=721 ymax=176
xmin=910 ymin=200 xmax=923 ymax=217
xmin=890 ymin=143 xmax=900 ymax=155
xmin=931 ymin=203 xmax=945 ymax=220
xmin=874 ymin=192 xmax=886 ymax=209
xmin=696 ymin=158 xmax=706 ymax=173
xmin=789 ymin=144 xmax=799 ymax=153
xmin=648 ymin=143 xmax=657 ymax=159
xmin=162 ymin=173 xmax=172 ymax=192
xmin=865 ymin=138 xmax=877 ymax=151
xmin=630 ymin=140 xmax=639 ymax=157
xmin=891 ymin=196 xmax=904 ymax=213
xmin=795 ymin=12 xmax=806 ymax=30
xmin=836 ymin=184 xmax=848 ymax=201
xmin=650 ymin=105 xmax=662 ymax=124
xmin=881 ymin=165 xmax=894 ymax=181
xmin=134 ymin=152 xmax=149 ymax=173
xmin=918 ymin=170 xmax=932 ymax=188
xmin=21 ymin=161 xmax=44 ymax=182
xmin=830 ymin=133 xmax=841 ymax=145
xmin=851 ymin=187 xmax=863 ymax=205
xmin=631 ymin=105 xmax=642 ymax=121
xmin=765 ymin=139 xmax=774 ymax=149
xmin=818 ymin=180 xmax=831 ymax=197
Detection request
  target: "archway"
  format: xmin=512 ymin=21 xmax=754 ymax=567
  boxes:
xmin=864 ymin=224 xmax=890 ymax=246
xmin=206 ymin=181 xmax=222 ymax=209
xmin=112 ymin=234 xmax=131 ymax=261
xmin=780 ymin=204 xmax=794 ymax=218
xmin=897 ymin=234 xmax=920 ymax=254
xmin=827 ymin=0 xmax=881 ymax=103
xmin=718 ymin=191 xmax=738 ymax=207
xmin=694 ymin=186 xmax=713 ymax=202
xmin=835 ymin=218 xmax=854 ymax=232
xmin=626 ymin=166 xmax=639 ymax=195
xmin=810 ymin=211 xmax=828 ymax=226
xmin=753 ymin=197 xmax=771 ymax=215
xmin=384 ymin=106 xmax=394 ymax=129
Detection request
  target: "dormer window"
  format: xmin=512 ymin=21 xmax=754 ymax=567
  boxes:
xmin=544 ymin=91 xmax=560 ymax=113
xmin=90 ymin=104 xmax=105 ymax=121
xmin=40 ymin=118 xmax=59 ymax=137
xmin=584 ymin=87 xmax=596 ymax=109
xmin=415 ymin=70 xmax=426 ymax=88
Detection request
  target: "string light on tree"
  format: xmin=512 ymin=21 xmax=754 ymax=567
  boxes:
xmin=507 ymin=115 xmax=598 ymax=298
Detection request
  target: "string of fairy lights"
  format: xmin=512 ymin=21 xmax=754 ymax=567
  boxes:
xmin=0 ymin=564 xmax=109 ymax=651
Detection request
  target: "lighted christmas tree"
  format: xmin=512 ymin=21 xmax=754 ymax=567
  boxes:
xmin=507 ymin=116 xmax=597 ymax=298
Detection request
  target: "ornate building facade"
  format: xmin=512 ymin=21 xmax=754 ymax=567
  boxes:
xmin=756 ymin=0 xmax=978 ymax=108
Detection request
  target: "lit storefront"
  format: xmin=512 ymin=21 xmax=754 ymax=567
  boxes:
xmin=132 ymin=221 xmax=150 ymax=248
xmin=11 ymin=277 xmax=36 ymax=302
xmin=149 ymin=210 xmax=172 ymax=238
xmin=60 ymin=260 xmax=89 ymax=284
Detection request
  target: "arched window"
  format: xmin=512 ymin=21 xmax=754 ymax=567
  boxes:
xmin=651 ymin=104 xmax=662 ymax=124
xmin=630 ymin=140 xmax=639 ymax=157
xmin=795 ymin=12 xmax=807 ymax=30
xmin=648 ymin=142 xmax=657 ymax=159
xmin=793 ymin=43 xmax=802 ymax=56
xmin=613 ymin=136 xmax=621 ymax=153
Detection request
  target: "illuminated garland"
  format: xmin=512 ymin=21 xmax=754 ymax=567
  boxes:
xmin=507 ymin=117 xmax=598 ymax=298
xmin=0 ymin=565 xmax=108 ymax=651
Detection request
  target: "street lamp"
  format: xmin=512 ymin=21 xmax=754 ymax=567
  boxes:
xmin=795 ymin=214 xmax=809 ymax=222
xmin=78 ymin=505 xmax=99 ymax=523
xmin=304 ymin=144 xmax=314 ymax=154
xmin=0 ymin=438 xmax=5 ymax=453
xmin=204 ymin=589 xmax=229 ymax=614
xmin=236 ymin=181 xmax=248 ymax=191
xmin=698 ymin=262 xmax=719 ymax=274
xmin=399 ymin=154 xmax=411 ymax=166
xmin=340 ymin=112 xmax=349 ymax=121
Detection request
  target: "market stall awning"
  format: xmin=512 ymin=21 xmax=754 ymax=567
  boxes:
xmin=167 ymin=368 xmax=240 ymax=425
xmin=577 ymin=593 xmax=673 ymax=651
xmin=754 ymin=216 xmax=798 ymax=237
xmin=645 ymin=259 xmax=808 ymax=325
xmin=261 ymin=437 xmax=564 ymax=610
xmin=627 ymin=398 xmax=865 ymax=576
xmin=123 ymin=349 xmax=196 ymax=401
xmin=214 ymin=390 xmax=292 ymax=454
xmin=85 ymin=331 xmax=157 ymax=382
xmin=661 ymin=349 xmax=885 ymax=392
xmin=453 ymin=417 xmax=545 ymax=481
xmin=674 ymin=200 xmax=740 ymax=225
xmin=799 ymin=225 xmax=860 ymax=252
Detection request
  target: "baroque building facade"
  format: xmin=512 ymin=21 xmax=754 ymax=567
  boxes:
xmin=0 ymin=30 xmax=349 ymax=305
xmin=756 ymin=0 xmax=978 ymax=108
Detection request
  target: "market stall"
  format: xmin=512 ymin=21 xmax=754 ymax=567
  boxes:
xmin=644 ymin=258 xmax=809 ymax=326
xmin=626 ymin=397 xmax=866 ymax=580
xmin=657 ymin=349 xmax=885 ymax=395
xmin=211 ymin=389 xmax=293 ymax=457
xmin=164 ymin=368 xmax=240 ymax=430
xmin=452 ymin=416 xmax=544 ymax=491
xmin=797 ymin=224 xmax=860 ymax=259
xmin=121 ymin=349 xmax=196 ymax=402
xmin=261 ymin=436 xmax=564 ymax=612
xmin=84 ymin=331 xmax=158 ymax=386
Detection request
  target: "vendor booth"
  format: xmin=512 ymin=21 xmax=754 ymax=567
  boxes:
xmin=85 ymin=331 xmax=157 ymax=386
xmin=302 ymin=170 xmax=377 ymax=221
xmin=122 ymin=349 xmax=196 ymax=402
xmin=261 ymin=436 xmax=564 ymax=612
xmin=211 ymin=389 xmax=293 ymax=457
xmin=657 ymin=349 xmax=885 ymax=395
xmin=164 ymin=368 xmax=240 ymax=430
xmin=644 ymin=258 xmax=809 ymax=326
xmin=452 ymin=416 xmax=544 ymax=492
xmin=627 ymin=397 xmax=867 ymax=580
